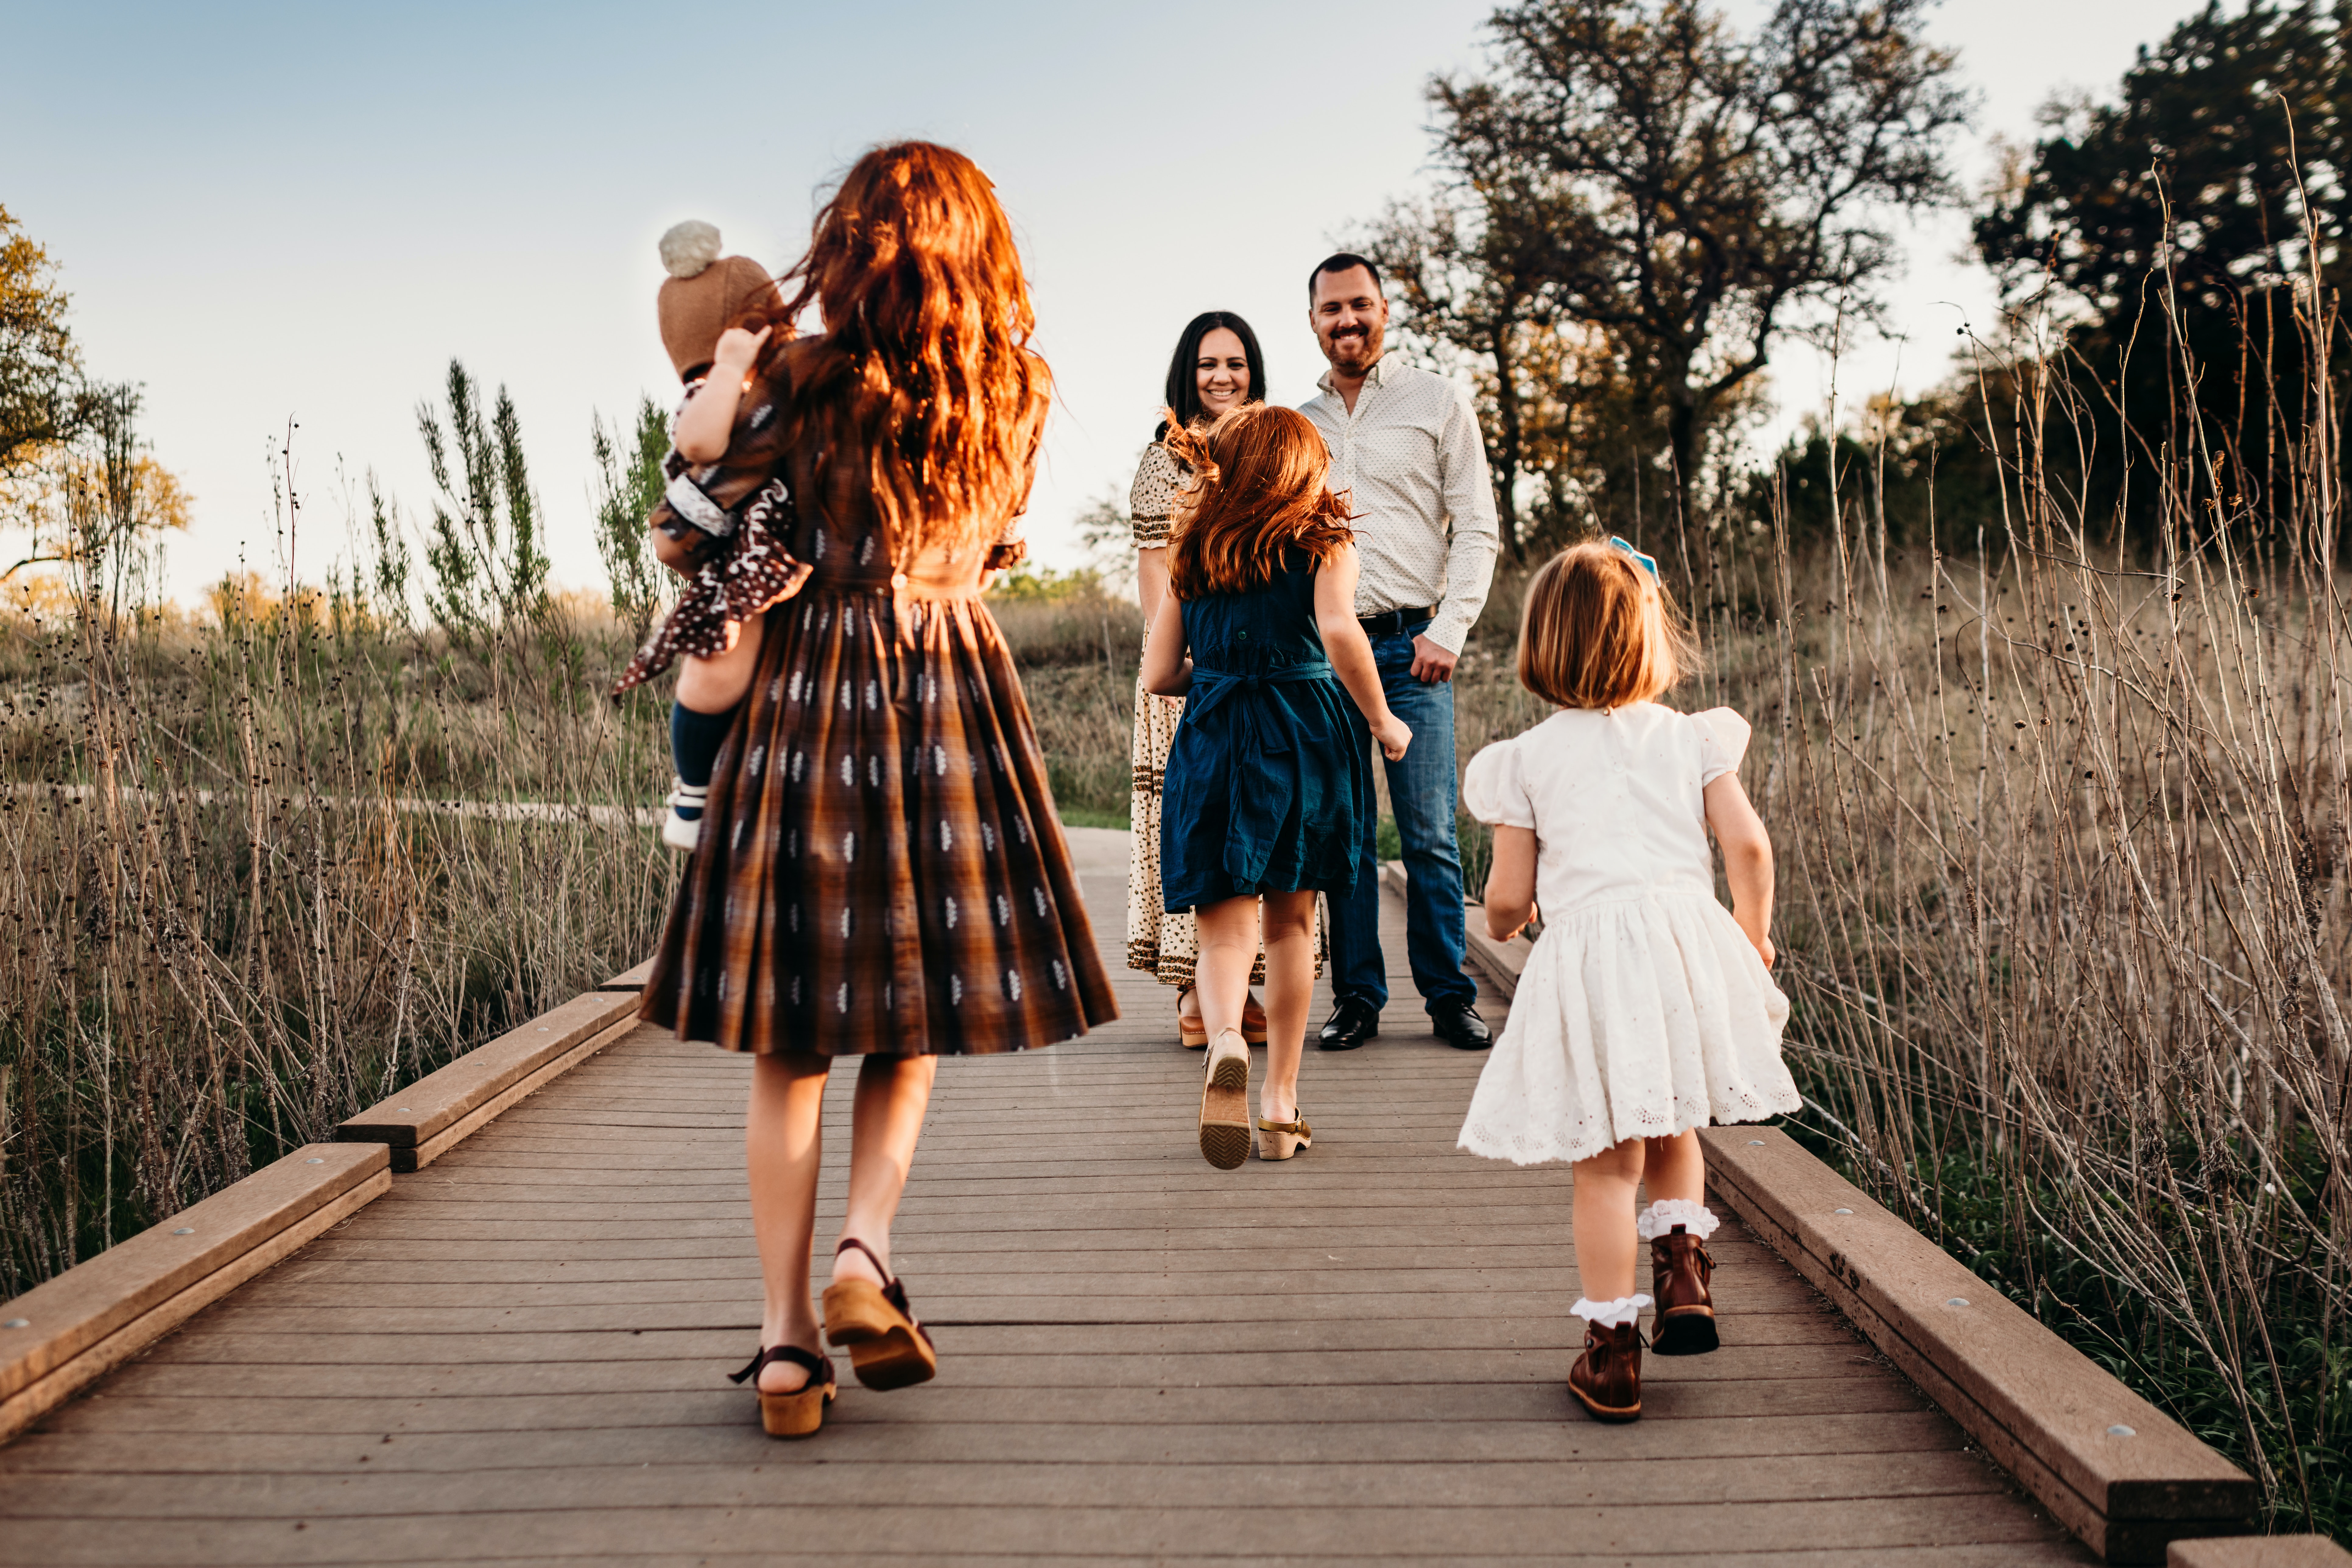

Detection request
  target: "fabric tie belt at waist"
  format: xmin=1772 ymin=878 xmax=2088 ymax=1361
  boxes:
xmin=1181 ymin=658 xmax=1336 ymax=886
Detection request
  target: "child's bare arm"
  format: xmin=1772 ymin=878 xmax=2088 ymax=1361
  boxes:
xmin=1315 ymin=547 xmax=1410 ymax=760
xmin=674 ymin=325 xmax=771 ymax=463
xmin=1140 ymin=589 xmax=1191 ymax=696
xmin=1482 ymin=825 xmax=1537 ymax=941
xmin=1704 ymin=771 xmax=1775 ymax=967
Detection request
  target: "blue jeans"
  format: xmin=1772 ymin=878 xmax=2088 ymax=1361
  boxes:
xmin=1330 ymin=622 xmax=1475 ymax=1014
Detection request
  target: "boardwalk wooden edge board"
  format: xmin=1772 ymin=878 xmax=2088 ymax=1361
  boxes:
xmin=336 ymin=988 xmax=643 ymax=1166
xmin=597 ymin=959 xmax=654 ymax=991
xmin=2169 ymin=1535 xmax=2352 ymax=1566
xmin=1699 ymin=1128 xmax=2258 ymax=1563
xmin=1434 ymin=880 xmax=2257 ymax=1564
xmin=0 ymin=1143 xmax=389 ymax=1440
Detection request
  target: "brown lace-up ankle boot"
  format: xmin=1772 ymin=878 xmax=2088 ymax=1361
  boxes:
xmin=1650 ymin=1224 xmax=1719 ymax=1355
xmin=1567 ymin=1320 xmax=1644 ymax=1422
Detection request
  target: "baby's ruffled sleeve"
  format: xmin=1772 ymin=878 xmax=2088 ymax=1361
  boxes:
xmin=1461 ymin=740 xmax=1536 ymax=829
xmin=1691 ymin=707 xmax=1753 ymax=785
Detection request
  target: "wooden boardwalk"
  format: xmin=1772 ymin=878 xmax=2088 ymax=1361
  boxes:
xmin=0 ymin=828 xmax=2091 ymax=1564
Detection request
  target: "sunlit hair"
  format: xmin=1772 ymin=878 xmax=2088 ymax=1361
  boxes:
xmin=745 ymin=141 xmax=1049 ymax=566
xmin=1161 ymin=405 xmax=1356 ymax=598
xmin=1516 ymin=541 xmax=1699 ymax=710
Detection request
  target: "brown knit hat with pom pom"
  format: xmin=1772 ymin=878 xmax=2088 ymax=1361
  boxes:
xmin=656 ymin=221 xmax=775 ymax=382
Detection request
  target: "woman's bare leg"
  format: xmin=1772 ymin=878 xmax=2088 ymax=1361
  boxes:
xmin=746 ymin=1051 xmax=830 ymax=1392
xmin=1192 ymin=896 xmax=1260 ymax=1048
xmin=1256 ymin=890 xmax=1317 ymax=1123
xmin=675 ymin=614 xmax=766 ymax=714
xmin=829 ymin=1053 xmax=940 ymax=1288
xmin=1571 ymin=1137 xmax=1647 ymax=1303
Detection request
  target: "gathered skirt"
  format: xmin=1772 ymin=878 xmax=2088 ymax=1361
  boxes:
xmin=1125 ymin=661 xmax=1324 ymax=987
xmin=643 ymin=586 xmax=1120 ymax=1055
xmin=1456 ymin=891 xmax=1800 ymax=1165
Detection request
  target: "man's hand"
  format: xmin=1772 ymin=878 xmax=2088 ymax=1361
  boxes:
xmin=1409 ymin=634 xmax=1457 ymax=684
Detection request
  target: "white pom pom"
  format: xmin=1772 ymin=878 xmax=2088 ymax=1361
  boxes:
xmin=659 ymin=220 xmax=722 ymax=279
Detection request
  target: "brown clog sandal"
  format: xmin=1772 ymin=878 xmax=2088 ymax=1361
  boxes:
xmin=1178 ymin=989 xmax=1207 ymax=1050
xmin=1198 ymin=1029 xmax=1251 ymax=1169
xmin=1254 ymin=1110 xmax=1312 ymax=1161
xmin=1241 ymin=993 xmax=1269 ymax=1046
xmin=822 ymin=1238 xmax=938 ymax=1391
xmin=728 ymin=1343 xmax=836 ymax=1438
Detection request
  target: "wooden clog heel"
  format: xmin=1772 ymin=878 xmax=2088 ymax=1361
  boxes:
xmin=728 ymin=1344 xmax=836 ymax=1438
xmin=822 ymin=1238 xmax=938 ymax=1391
xmin=1254 ymin=1110 xmax=1312 ymax=1161
xmin=1198 ymin=1029 xmax=1251 ymax=1169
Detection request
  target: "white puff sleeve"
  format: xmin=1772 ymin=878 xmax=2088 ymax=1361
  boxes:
xmin=1690 ymin=707 xmax=1753 ymax=785
xmin=1461 ymin=740 xmax=1536 ymax=829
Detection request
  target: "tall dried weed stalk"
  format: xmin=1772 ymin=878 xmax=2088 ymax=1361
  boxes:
xmin=1695 ymin=284 xmax=2350 ymax=1531
xmin=0 ymin=466 xmax=674 ymax=1298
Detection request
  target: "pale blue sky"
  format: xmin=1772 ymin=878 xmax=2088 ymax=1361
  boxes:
xmin=5 ymin=0 xmax=2205 ymax=600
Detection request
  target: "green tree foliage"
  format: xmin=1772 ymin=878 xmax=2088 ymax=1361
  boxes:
xmin=1379 ymin=0 xmax=1969 ymax=592
xmin=416 ymin=360 xmax=551 ymax=638
xmin=1974 ymin=0 xmax=2351 ymax=545
xmin=590 ymin=396 xmax=671 ymax=645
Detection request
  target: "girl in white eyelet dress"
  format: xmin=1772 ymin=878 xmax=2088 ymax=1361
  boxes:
xmin=1456 ymin=539 xmax=1799 ymax=1423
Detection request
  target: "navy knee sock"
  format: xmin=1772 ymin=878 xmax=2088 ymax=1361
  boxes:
xmin=669 ymin=701 xmax=736 ymax=818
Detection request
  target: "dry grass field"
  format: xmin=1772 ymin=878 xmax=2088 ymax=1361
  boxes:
xmin=2 ymin=335 xmax=2346 ymax=1540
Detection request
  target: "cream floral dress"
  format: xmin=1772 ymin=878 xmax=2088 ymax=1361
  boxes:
xmin=1125 ymin=440 xmax=1324 ymax=986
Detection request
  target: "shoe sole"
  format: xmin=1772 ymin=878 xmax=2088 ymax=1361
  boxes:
xmin=822 ymin=1281 xmax=938 ymax=1391
xmin=1650 ymin=1309 xmax=1719 ymax=1356
xmin=1569 ymin=1382 xmax=1642 ymax=1422
xmin=1199 ymin=1042 xmax=1250 ymax=1169
xmin=661 ymin=816 xmax=702 ymax=852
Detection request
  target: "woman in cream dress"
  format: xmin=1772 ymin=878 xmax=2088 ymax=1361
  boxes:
xmin=1125 ymin=311 xmax=1322 ymax=1044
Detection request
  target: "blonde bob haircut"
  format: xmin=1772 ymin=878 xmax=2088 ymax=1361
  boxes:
xmin=1516 ymin=541 xmax=1699 ymax=710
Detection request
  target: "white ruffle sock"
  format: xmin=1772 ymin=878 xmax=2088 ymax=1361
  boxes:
xmin=1570 ymin=1294 xmax=1653 ymax=1327
xmin=1635 ymin=1198 xmax=1720 ymax=1241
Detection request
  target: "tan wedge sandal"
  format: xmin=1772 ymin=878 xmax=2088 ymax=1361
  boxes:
xmin=1198 ymin=1028 xmax=1251 ymax=1169
xmin=1254 ymin=1109 xmax=1312 ymax=1161
xmin=728 ymin=1343 xmax=836 ymax=1438
xmin=822 ymin=1238 xmax=938 ymax=1391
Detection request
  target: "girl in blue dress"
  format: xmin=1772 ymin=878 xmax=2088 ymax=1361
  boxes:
xmin=1140 ymin=405 xmax=1413 ymax=1169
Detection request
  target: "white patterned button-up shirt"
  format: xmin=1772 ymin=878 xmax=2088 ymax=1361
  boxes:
xmin=1300 ymin=357 xmax=1500 ymax=654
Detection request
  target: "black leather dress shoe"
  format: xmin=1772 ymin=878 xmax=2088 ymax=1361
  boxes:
xmin=1431 ymin=1002 xmax=1493 ymax=1051
xmin=1316 ymin=996 xmax=1380 ymax=1051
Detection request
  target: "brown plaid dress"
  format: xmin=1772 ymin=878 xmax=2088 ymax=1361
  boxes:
xmin=641 ymin=341 xmax=1120 ymax=1056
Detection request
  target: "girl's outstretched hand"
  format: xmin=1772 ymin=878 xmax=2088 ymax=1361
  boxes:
xmin=1372 ymin=713 xmax=1412 ymax=761
xmin=712 ymin=324 xmax=771 ymax=379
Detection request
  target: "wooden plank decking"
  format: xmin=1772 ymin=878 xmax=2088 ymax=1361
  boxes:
xmin=0 ymin=827 xmax=2091 ymax=1564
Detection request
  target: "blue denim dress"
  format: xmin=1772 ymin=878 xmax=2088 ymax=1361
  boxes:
xmin=1158 ymin=555 xmax=1374 ymax=911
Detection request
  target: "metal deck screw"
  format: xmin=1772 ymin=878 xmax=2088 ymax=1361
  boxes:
xmin=1833 ymin=1208 xmax=1853 ymax=1215
xmin=1747 ymin=1139 xmax=1765 ymax=1145
xmin=172 ymin=1228 xmax=194 ymax=1236
xmin=3 ymin=1319 xmax=27 ymax=1329
xmin=2107 ymin=1424 xmax=2136 ymax=1437
xmin=305 ymin=1158 xmax=323 ymax=1164
xmin=1946 ymin=1297 xmax=1969 ymax=1307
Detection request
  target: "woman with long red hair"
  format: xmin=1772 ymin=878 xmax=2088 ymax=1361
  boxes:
xmin=1140 ymin=404 xmax=1410 ymax=1169
xmin=637 ymin=142 xmax=1119 ymax=1438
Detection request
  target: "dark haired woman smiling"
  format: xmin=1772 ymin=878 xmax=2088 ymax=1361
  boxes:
xmin=1123 ymin=313 xmax=1323 ymax=1048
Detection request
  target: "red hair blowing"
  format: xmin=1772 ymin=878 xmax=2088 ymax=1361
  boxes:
xmin=1161 ymin=405 xmax=1355 ymax=598
xmin=746 ymin=142 xmax=1050 ymax=567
